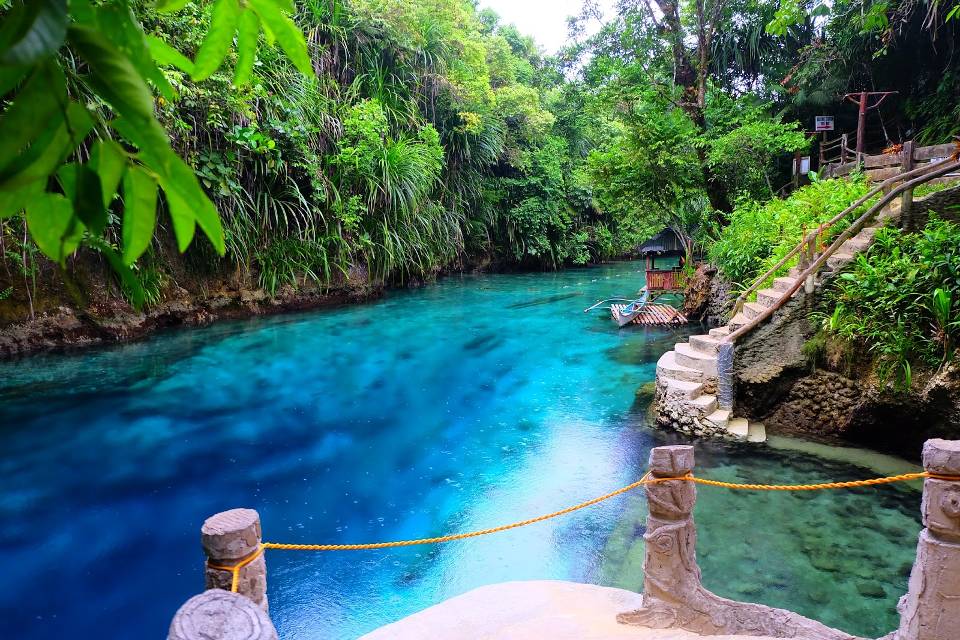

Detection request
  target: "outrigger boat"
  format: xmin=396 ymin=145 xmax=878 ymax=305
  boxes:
xmin=584 ymin=287 xmax=651 ymax=327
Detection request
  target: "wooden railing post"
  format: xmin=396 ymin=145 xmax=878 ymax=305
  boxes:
xmin=900 ymin=140 xmax=915 ymax=231
xmin=841 ymin=134 xmax=848 ymax=165
xmin=202 ymin=509 xmax=269 ymax=610
xmin=894 ymin=439 xmax=960 ymax=640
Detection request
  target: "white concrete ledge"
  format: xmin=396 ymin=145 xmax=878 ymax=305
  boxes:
xmin=360 ymin=581 xmax=781 ymax=640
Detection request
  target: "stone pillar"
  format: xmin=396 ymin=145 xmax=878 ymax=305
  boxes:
xmin=716 ymin=342 xmax=734 ymax=411
xmin=894 ymin=439 xmax=960 ymax=640
xmin=202 ymin=508 xmax=268 ymax=611
xmin=618 ymin=445 xmax=855 ymax=639
xmin=168 ymin=590 xmax=278 ymax=640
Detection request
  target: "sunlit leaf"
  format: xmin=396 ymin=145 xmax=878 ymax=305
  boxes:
xmin=101 ymin=243 xmax=145 ymax=308
xmin=25 ymin=192 xmax=84 ymax=263
xmin=233 ymin=10 xmax=259 ymax=87
xmin=121 ymin=165 xmax=158 ymax=264
xmin=192 ymin=0 xmax=241 ymax=81
xmin=146 ymin=35 xmax=194 ymax=75
xmin=156 ymin=0 xmax=193 ymax=14
xmin=249 ymin=0 xmax=312 ymax=76
xmin=0 ymin=0 xmax=67 ymax=66
xmin=0 ymin=180 xmax=43 ymax=219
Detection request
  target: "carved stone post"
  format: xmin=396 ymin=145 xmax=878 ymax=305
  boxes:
xmin=716 ymin=342 xmax=734 ymax=411
xmin=618 ymin=445 xmax=855 ymax=639
xmin=202 ymin=509 xmax=268 ymax=611
xmin=168 ymin=590 xmax=278 ymax=640
xmin=894 ymin=439 xmax=960 ymax=640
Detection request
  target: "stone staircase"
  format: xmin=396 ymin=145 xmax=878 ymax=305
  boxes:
xmin=655 ymin=205 xmax=899 ymax=442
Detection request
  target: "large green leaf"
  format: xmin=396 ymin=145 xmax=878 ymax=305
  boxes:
xmin=57 ymin=163 xmax=106 ymax=234
xmin=156 ymin=0 xmax=193 ymax=14
xmin=233 ymin=10 xmax=260 ymax=87
xmin=0 ymin=101 xmax=94 ymax=189
xmin=248 ymin=0 xmax=312 ymax=76
xmin=90 ymin=139 xmax=128 ymax=207
xmin=0 ymin=181 xmax=43 ymax=219
xmin=96 ymin=4 xmax=175 ymax=100
xmin=68 ymin=25 xmax=155 ymax=120
xmin=192 ymin=0 xmax=241 ymax=81
xmin=25 ymin=192 xmax=84 ymax=263
xmin=100 ymin=243 xmax=145 ymax=308
xmin=146 ymin=35 xmax=195 ymax=75
xmin=0 ymin=0 xmax=67 ymax=66
xmin=0 ymin=63 xmax=66 ymax=174
xmin=121 ymin=165 xmax=158 ymax=264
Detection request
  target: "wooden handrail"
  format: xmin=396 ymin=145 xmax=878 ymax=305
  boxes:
xmin=729 ymin=157 xmax=954 ymax=317
xmin=724 ymin=158 xmax=960 ymax=344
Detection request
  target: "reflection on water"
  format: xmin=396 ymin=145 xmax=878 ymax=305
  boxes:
xmin=0 ymin=262 xmax=921 ymax=639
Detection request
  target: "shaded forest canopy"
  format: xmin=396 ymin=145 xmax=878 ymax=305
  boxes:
xmin=0 ymin=0 xmax=957 ymax=316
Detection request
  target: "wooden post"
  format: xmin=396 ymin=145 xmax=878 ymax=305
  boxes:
xmin=804 ymin=235 xmax=816 ymax=294
xmin=900 ymin=140 xmax=915 ymax=231
xmin=792 ymin=151 xmax=801 ymax=190
xmin=168 ymin=590 xmax=278 ymax=640
xmin=818 ymin=132 xmax=826 ymax=169
xmin=202 ymin=509 xmax=268 ymax=611
xmin=841 ymin=134 xmax=848 ymax=165
xmin=894 ymin=439 xmax=960 ymax=640
xmin=855 ymin=90 xmax=867 ymax=159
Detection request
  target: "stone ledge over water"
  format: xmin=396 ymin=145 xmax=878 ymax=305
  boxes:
xmin=360 ymin=580 xmax=782 ymax=640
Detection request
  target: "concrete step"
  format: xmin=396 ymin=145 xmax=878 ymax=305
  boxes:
xmin=686 ymin=393 xmax=718 ymax=415
xmin=743 ymin=302 xmax=768 ymax=320
xmin=756 ymin=288 xmax=782 ymax=307
xmin=704 ymin=408 xmax=731 ymax=429
xmin=773 ymin=277 xmax=798 ymax=293
xmin=708 ymin=326 xmax=730 ymax=338
xmin=727 ymin=312 xmax=751 ymax=331
xmin=688 ymin=334 xmax=723 ymax=355
xmin=842 ymin=238 xmax=870 ymax=253
xmin=663 ymin=377 xmax=703 ymax=400
xmin=827 ymin=252 xmax=854 ymax=270
xmin=674 ymin=342 xmax=718 ymax=376
xmin=747 ymin=422 xmax=767 ymax=443
xmin=727 ymin=417 xmax=749 ymax=439
xmin=657 ymin=351 xmax=703 ymax=384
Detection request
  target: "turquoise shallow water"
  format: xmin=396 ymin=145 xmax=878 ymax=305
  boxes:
xmin=0 ymin=262 xmax=922 ymax=639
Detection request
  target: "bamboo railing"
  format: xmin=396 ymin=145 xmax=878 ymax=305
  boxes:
xmin=723 ymin=157 xmax=960 ymax=345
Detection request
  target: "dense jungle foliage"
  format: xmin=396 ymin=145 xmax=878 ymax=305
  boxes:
xmin=0 ymin=0 xmax=957 ymax=316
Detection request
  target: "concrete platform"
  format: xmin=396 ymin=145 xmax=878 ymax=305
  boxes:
xmin=360 ymin=581 xmax=781 ymax=640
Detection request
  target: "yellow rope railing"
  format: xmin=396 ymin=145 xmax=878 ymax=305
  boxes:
xmin=211 ymin=470 xmax=957 ymax=592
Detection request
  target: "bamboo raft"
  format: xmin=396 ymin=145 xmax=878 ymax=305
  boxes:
xmin=611 ymin=303 xmax=688 ymax=325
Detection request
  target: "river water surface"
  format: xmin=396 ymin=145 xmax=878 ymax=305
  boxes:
xmin=0 ymin=262 xmax=923 ymax=638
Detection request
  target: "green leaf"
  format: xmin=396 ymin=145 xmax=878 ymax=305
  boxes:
xmin=192 ymin=0 xmax=241 ymax=81
xmin=0 ymin=62 xmax=66 ymax=175
xmin=68 ymin=25 xmax=155 ymax=120
xmin=233 ymin=10 xmax=259 ymax=87
xmin=121 ymin=165 xmax=158 ymax=264
xmin=57 ymin=163 xmax=106 ymax=234
xmin=156 ymin=0 xmax=193 ymax=14
xmin=25 ymin=192 xmax=84 ymax=263
xmin=100 ymin=243 xmax=145 ymax=308
xmin=96 ymin=4 xmax=175 ymax=100
xmin=146 ymin=35 xmax=195 ymax=75
xmin=0 ymin=100 xmax=94 ymax=189
xmin=0 ymin=180 xmax=43 ymax=219
xmin=90 ymin=139 xmax=128 ymax=207
xmin=0 ymin=0 xmax=67 ymax=66
xmin=248 ymin=0 xmax=311 ymax=76
xmin=0 ymin=65 xmax=28 ymax=97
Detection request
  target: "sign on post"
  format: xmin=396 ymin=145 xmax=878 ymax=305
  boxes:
xmin=815 ymin=116 xmax=834 ymax=132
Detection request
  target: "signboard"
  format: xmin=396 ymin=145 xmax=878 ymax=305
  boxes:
xmin=815 ymin=116 xmax=834 ymax=132
xmin=793 ymin=156 xmax=811 ymax=175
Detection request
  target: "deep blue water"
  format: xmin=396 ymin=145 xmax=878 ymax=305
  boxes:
xmin=0 ymin=262 xmax=924 ymax=639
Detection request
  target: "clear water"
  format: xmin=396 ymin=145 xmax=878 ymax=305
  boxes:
xmin=0 ymin=262 xmax=922 ymax=639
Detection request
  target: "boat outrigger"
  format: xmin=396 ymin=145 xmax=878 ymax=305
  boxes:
xmin=584 ymin=287 xmax=653 ymax=327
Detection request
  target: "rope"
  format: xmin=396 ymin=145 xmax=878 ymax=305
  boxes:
xmin=209 ymin=470 xmax=959 ymax=592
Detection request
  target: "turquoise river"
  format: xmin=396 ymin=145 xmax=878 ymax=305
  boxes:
xmin=0 ymin=261 xmax=924 ymax=639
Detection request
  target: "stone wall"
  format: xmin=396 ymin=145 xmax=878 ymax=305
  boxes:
xmin=908 ymin=183 xmax=960 ymax=230
xmin=761 ymin=371 xmax=863 ymax=438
